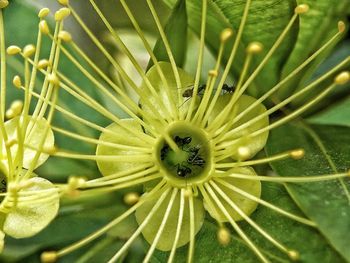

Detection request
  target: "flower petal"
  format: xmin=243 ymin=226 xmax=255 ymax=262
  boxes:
xmin=3 ymin=177 xmax=59 ymax=238
xmin=96 ymin=119 xmax=149 ymax=176
xmin=139 ymin=62 xmax=195 ymax=117
xmin=2 ymin=116 xmax=54 ymax=170
xmin=210 ymin=94 xmax=268 ymax=160
xmin=135 ymin=189 xmax=205 ymax=251
xmin=205 ymin=167 xmax=261 ymax=222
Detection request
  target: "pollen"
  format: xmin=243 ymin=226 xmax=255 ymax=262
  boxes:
xmin=6 ymin=45 xmax=21 ymax=55
xmin=220 ymin=28 xmax=234 ymax=43
xmin=0 ymin=0 xmax=8 ymax=9
xmin=294 ymin=4 xmax=309 ymax=14
xmin=334 ymin=71 xmax=350 ymax=85
xmin=38 ymin=8 xmax=50 ymax=19
xmin=12 ymin=75 xmax=22 ymax=88
xmin=54 ymin=7 xmax=71 ymax=21
xmin=290 ymin=149 xmax=305 ymax=160
xmin=23 ymin=44 xmax=36 ymax=58
xmin=124 ymin=192 xmax=140 ymax=205
xmin=58 ymin=31 xmax=72 ymax=42
xmin=247 ymin=42 xmax=263 ymax=54
xmin=40 ymin=251 xmax=58 ymax=263
xmin=217 ymin=227 xmax=231 ymax=246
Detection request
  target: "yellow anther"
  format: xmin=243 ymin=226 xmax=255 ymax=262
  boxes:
xmin=288 ymin=250 xmax=300 ymax=261
xmin=5 ymin=100 xmax=23 ymax=119
xmin=58 ymin=0 xmax=69 ymax=6
xmin=54 ymin=7 xmax=71 ymax=21
xmin=0 ymin=0 xmax=9 ymax=9
xmin=38 ymin=59 xmax=50 ymax=69
xmin=247 ymin=42 xmax=263 ymax=54
xmin=38 ymin=8 xmax=50 ymax=18
xmin=6 ymin=45 xmax=21 ymax=55
xmin=217 ymin=227 xmax=231 ymax=246
xmin=123 ymin=192 xmax=140 ymax=206
xmin=295 ymin=4 xmax=309 ymax=14
xmin=39 ymin=20 xmax=50 ymax=35
xmin=40 ymin=251 xmax=58 ymax=263
xmin=237 ymin=146 xmax=251 ymax=160
xmin=347 ymin=170 xmax=350 ymax=177
xmin=220 ymin=28 xmax=234 ymax=43
xmin=208 ymin=70 xmax=218 ymax=77
xmin=47 ymin=74 xmax=60 ymax=86
xmin=338 ymin=21 xmax=346 ymax=33
xmin=23 ymin=44 xmax=36 ymax=58
xmin=43 ymin=145 xmax=57 ymax=155
xmin=58 ymin=31 xmax=72 ymax=42
xmin=12 ymin=75 xmax=22 ymax=88
xmin=290 ymin=149 xmax=305 ymax=160
xmin=334 ymin=71 xmax=350 ymax=85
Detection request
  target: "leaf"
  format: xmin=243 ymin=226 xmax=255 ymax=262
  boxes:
xmin=278 ymin=0 xmax=350 ymax=99
xmin=152 ymin=182 xmax=344 ymax=262
xmin=308 ymin=97 xmax=350 ymax=127
xmin=266 ymin=122 xmax=350 ymax=261
xmin=148 ymin=0 xmax=188 ymax=69
xmin=162 ymin=0 xmax=350 ymax=100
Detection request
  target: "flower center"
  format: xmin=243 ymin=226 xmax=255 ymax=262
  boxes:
xmin=155 ymin=121 xmax=213 ymax=187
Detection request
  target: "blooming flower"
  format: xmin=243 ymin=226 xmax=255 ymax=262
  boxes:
xmin=0 ymin=1 xmax=61 ymax=251
xmin=7 ymin=0 xmax=346 ymax=262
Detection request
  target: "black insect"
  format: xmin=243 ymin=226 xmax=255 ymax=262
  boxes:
xmin=160 ymin=144 xmax=170 ymax=160
xmin=176 ymin=164 xmax=192 ymax=177
xmin=182 ymin=84 xmax=207 ymax=98
xmin=222 ymin=83 xmax=235 ymax=93
xmin=187 ymin=146 xmax=206 ymax=167
xmin=174 ymin=136 xmax=192 ymax=148
xmin=182 ymin=83 xmax=235 ymax=98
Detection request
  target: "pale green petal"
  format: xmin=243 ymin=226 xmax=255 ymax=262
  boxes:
xmin=3 ymin=177 xmax=59 ymax=238
xmin=135 ymin=189 xmax=205 ymax=251
xmin=2 ymin=116 xmax=54 ymax=169
xmin=96 ymin=119 xmax=149 ymax=176
xmin=139 ymin=62 xmax=195 ymax=117
xmin=210 ymin=94 xmax=268 ymax=160
xmin=205 ymin=167 xmax=261 ymax=222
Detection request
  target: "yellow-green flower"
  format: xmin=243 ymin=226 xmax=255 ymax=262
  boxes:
xmin=0 ymin=2 xmax=61 ymax=250
xmin=32 ymin=0 xmax=350 ymax=262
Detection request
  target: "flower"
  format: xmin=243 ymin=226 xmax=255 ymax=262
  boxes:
xmin=0 ymin=2 xmax=60 ymax=251
xmin=10 ymin=0 xmax=347 ymax=262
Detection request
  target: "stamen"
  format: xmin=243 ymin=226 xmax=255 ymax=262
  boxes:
xmin=107 ymin=187 xmax=171 ymax=262
xmin=215 ymin=149 xmax=303 ymax=169
xmin=185 ymin=0 xmax=207 ymax=121
xmin=214 ymin=178 xmax=315 ymax=226
xmin=217 ymin=227 xmax=231 ymax=246
xmin=167 ymin=188 xmax=185 ymax=263
xmin=210 ymin=181 xmax=295 ymax=257
xmin=123 ymin=192 xmax=140 ymax=206
xmin=205 ymin=183 xmax=269 ymax=263
xmin=216 ymin=170 xmax=350 ymax=183
xmin=49 ymin=181 xmax=167 ymax=260
xmin=38 ymin=8 xmax=50 ymax=19
xmin=144 ymin=188 xmax=178 ymax=263
xmin=187 ymin=187 xmax=195 ymax=263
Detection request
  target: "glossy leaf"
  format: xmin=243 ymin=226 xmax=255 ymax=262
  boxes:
xmin=148 ymin=0 xmax=187 ymax=69
xmin=266 ymin=123 xmax=350 ymax=261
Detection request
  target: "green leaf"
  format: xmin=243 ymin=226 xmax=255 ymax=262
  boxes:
xmin=152 ymin=183 xmax=344 ymax=262
xmin=308 ymin=97 xmax=350 ymax=127
xmin=266 ymin=122 xmax=350 ymax=261
xmin=148 ymin=0 xmax=187 ymax=69
xmin=162 ymin=0 xmax=350 ymax=101
xmin=278 ymin=0 xmax=350 ymax=99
